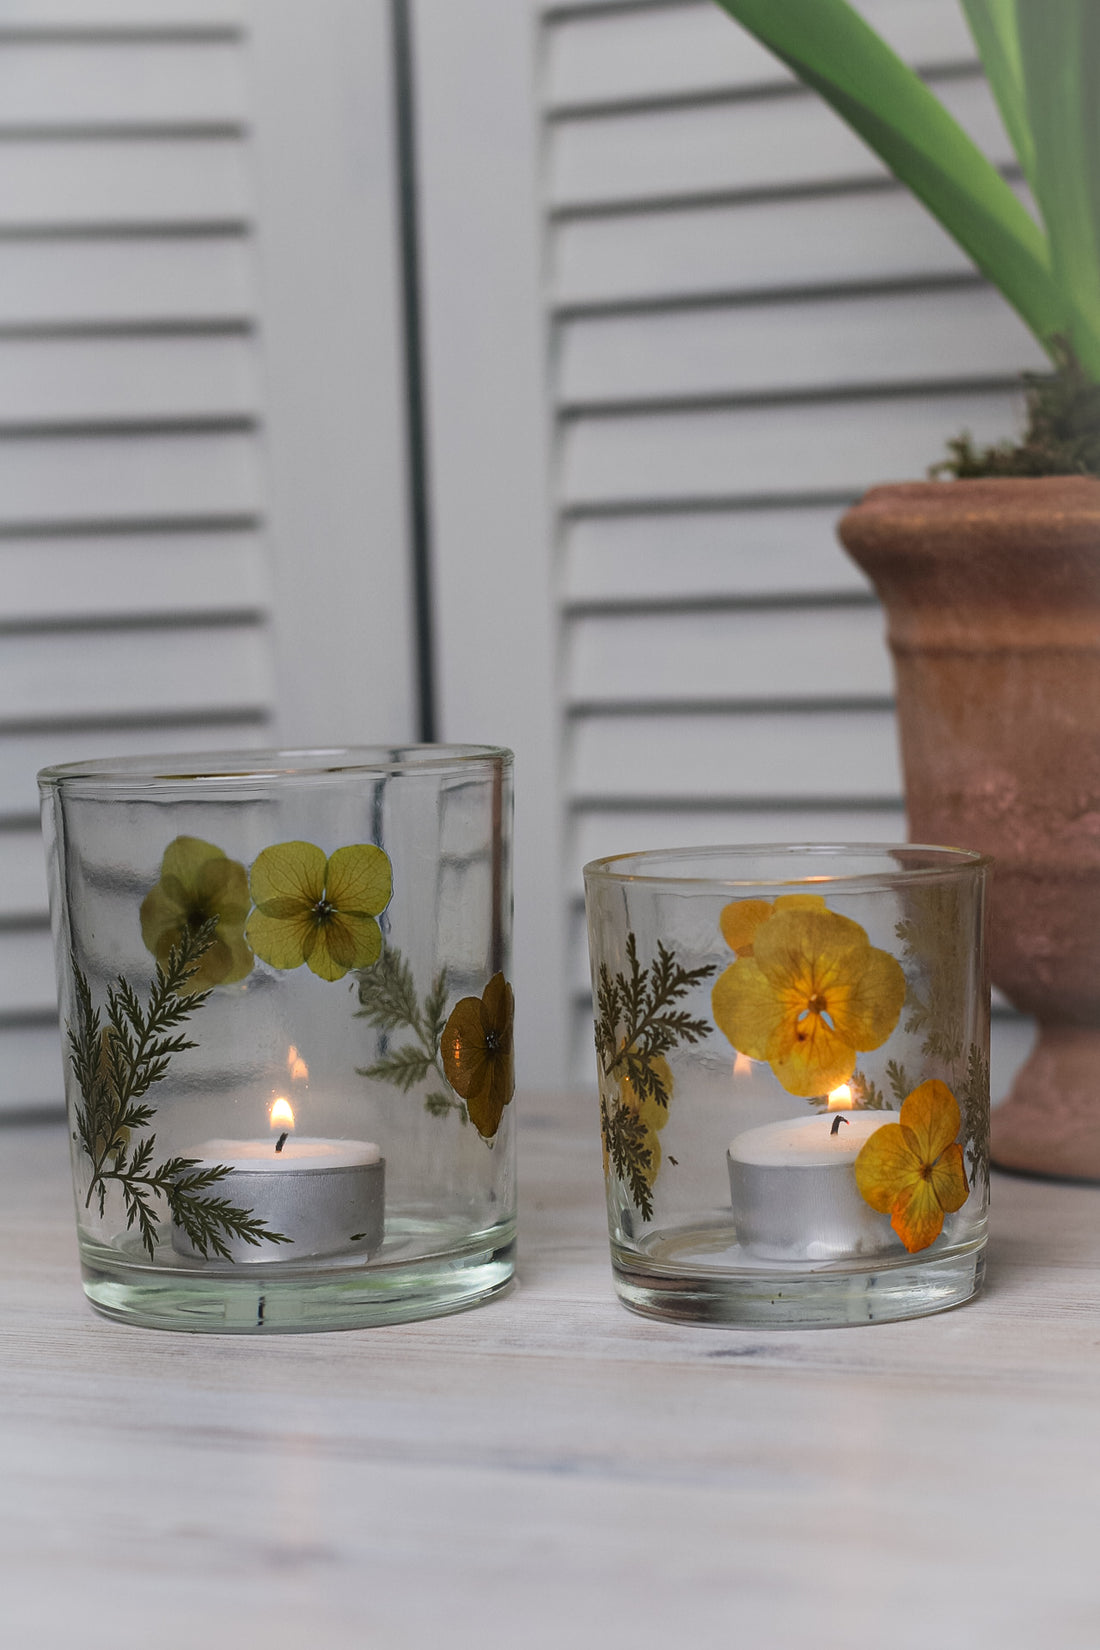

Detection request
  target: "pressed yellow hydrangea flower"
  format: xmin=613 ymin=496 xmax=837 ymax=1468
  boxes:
xmin=139 ymin=835 xmax=253 ymax=994
xmin=246 ymin=841 xmax=392 ymax=982
xmin=854 ymin=1078 xmax=969 ymax=1253
xmin=712 ymin=905 xmax=905 ymax=1098
xmin=441 ymin=972 xmax=515 ymax=1139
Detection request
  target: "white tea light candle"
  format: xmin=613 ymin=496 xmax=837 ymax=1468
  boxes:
xmin=728 ymin=1112 xmax=894 ymax=1261
xmin=171 ymin=1127 xmax=385 ymax=1263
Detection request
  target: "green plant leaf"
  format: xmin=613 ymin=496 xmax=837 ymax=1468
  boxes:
xmin=713 ymin=0 xmax=1066 ymax=361
xmin=1014 ymin=0 xmax=1100 ymax=378
xmin=960 ymin=0 xmax=1035 ymax=190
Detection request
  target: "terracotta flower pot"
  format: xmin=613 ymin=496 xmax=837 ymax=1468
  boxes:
xmin=838 ymin=477 xmax=1100 ymax=1180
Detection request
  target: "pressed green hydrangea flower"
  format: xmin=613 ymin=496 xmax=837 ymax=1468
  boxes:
xmin=246 ymin=841 xmax=392 ymax=982
xmin=139 ymin=836 xmax=253 ymax=994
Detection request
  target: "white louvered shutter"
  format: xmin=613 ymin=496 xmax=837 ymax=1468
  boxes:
xmin=414 ymin=0 xmax=1037 ymax=1095
xmin=0 ymin=0 xmax=416 ymax=1112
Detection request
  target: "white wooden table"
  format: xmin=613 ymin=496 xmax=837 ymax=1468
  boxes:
xmin=3 ymin=1091 xmax=1100 ymax=1650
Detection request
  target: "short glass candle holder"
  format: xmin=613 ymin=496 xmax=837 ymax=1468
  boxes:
xmin=583 ymin=844 xmax=991 ymax=1329
xmin=39 ymin=746 xmax=516 ymax=1333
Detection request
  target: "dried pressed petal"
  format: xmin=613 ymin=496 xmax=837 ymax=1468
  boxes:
xmin=246 ymin=841 xmax=392 ymax=981
xmin=854 ymin=1079 xmax=970 ymax=1253
xmin=713 ymin=905 xmax=905 ymax=1098
xmin=140 ymin=834 xmax=253 ymax=992
xmin=441 ymin=972 xmax=515 ymax=1139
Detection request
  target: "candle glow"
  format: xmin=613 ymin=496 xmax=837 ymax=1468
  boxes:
xmin=270 ymin=1096 xmax=295 ymax=1131
xmin=827 ymin=1084 xmax=853 ymax=1111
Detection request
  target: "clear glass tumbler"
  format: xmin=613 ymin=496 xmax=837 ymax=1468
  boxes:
xmin=39 ymin=746 xmax=515 ymax=1332
xmin=583 ymin=844 xmax=990 ymax=1328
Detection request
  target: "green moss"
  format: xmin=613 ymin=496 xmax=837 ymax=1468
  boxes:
xmin=936 ymin=342 xmax=1100 ymax=479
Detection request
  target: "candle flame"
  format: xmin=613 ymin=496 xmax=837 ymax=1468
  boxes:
xmin=287 ymin=1045 xmax=309 ymax=1083
xmin=733 ymin=1052 xmax=753 ymax=1079
xmin=270 ymin=1097 xmax=295 ymax=1130
xmin=826 ymin=1084 xmax=853 ymax=1111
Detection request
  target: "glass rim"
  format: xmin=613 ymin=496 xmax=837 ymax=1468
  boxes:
xmin=582 ymin=842 xmax=992 ymax=894
xmin=37 ymin=743 xmax=513 ymax=792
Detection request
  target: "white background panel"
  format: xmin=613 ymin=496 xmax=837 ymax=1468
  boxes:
xmin=558 ymin=286 xmax=1044 ymax=404
xmin=1 ymin=625 xmax=272 ymax=722
xmin=552 ymin=188 xmax=986 ymax=306
xmin=563 ymin=509 xmax=872 ymax=601
xmin=0 ymin=40 xmax=247 ymax=126
xmin=0 ymin=431 xmax=264 ymax=524
xmin=0 ymin=334 xmax=260 ymax=425
xmin=0 ymin=237 xmax=254 ymax=327
xmin=0 ymin=531 xmax=269 ymax=622
xmin=560 ymin=389 xmax=1023 ymax=505
xmin=566 ymin=604 xmax=892 ymax=703
xmin=545 ymin=0 xmax=976 ymax=108
xmin=0 ymin=722 xmax=270 ymax=817
xmin=568 ymin=708 xmax=902 ymax=799
xmin=0 ymin=139 xmax=250 ymax=226
xmin=549 ymin=76 xmax=1009 ymax=208
xmin=0 ymin=828 xmax=49 ymax=918
xmin=0 ymin=927 xmax=58 ymax=1019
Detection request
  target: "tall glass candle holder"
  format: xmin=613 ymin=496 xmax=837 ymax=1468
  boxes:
xmin=583 ymin=845 xmax=990 ymax=1328
xmin=39 ymin=746 xmax=515 ymax=1333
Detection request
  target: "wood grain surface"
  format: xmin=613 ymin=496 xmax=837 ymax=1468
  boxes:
xmin=1 ymin=1091 xmax=1099 ymax=1649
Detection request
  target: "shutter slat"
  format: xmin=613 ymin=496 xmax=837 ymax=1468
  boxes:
xmin=0 ymin=138 xmax=249 ymax=227
xmin=549 ymin=76 xmax=1009 ymax=210
xmin=559 ymin=286 xmax=1044 ymax=406
xmin=0 ymin=1 xmax=244 ymax=29
xmin=552 ymin=187 xmax=995 ymax=308
xmin=560 ymin=389 xmax=1022 ymax=507
xmin=0 ymin=1023 xmax=65 ymax=1113
xmin=563 ymin=509 xmax=870 ymax=602
xmin=0 ymin=40 xmax=246 ymax=126
xmin=546 ymin=0 xmax=976 ymax=110
xmin=0 ymin=828 xmax=49 ymax=919
xmin=567 ymin=605 xmax=892 ymax=704
xmin=569 ymin=708 xmax=902 ymax=800
xmin=0 ymin=531 xmax=268 ymax=623
xmin=0 ymin=927 xmax=58 ymax=1019
xmin=1 ymin=625 xmax=272 ymax=723
xmin=0 ymin=334 xmax=259 ymax=425
xmin=0 ymin=431 xmax=263 ymax=525
xmin=0 ymin=236 xmax=252 ymax=328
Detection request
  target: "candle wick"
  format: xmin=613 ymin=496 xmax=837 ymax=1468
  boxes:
xmin=830 ymin=1113 xmax=849 ymax=1135
xmin=275 ymin=1132 xmax=289 ymax=1154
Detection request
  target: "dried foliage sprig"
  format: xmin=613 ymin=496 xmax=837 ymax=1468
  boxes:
xmin=355 ymin=945 xmax=463 ymax=1121
xmin=69 ymin=921 xmax=290 ymax=1260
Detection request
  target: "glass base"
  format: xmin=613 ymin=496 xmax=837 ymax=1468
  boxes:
xmin=611 ymin=1227 xmax=985 ymax=1328
xmin=80 ymin=1218 xmax=516 ymax=1333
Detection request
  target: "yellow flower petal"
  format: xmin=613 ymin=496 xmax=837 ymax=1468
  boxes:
xmin=160 ymin=835 xmax=227 ymax=885
xmin=854 ymin=1121 xmax=917 ymax=1214
xmin=442 ymin=972 xmax=515 ymax=1139
xmin=823 ymin=942 xmax=907 ymax=1053
xmin=768 ymin=1011 xmax=855 ymax=1099
xmin=899 ymin=1078 xmax=962 ymax=1164
xmin=307 ymin=911 xmax=382 ymax=980
xmin=712 ymin=959 xmax=783 ymax=1060
xmin=718 ymin=899 xmax=775 ymax=956
xmin=249 ymin=841 xmax=327 ymax=912
xmin=889 ymin=1172 xmax=949 ymax=1253
xmin=929 ymin=1141 xmax=970 ymax=1214
xmin=324 ymin=844 xmax=392 ymax=916
xmin=245 ymin=906 xmax=314 ymax=971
